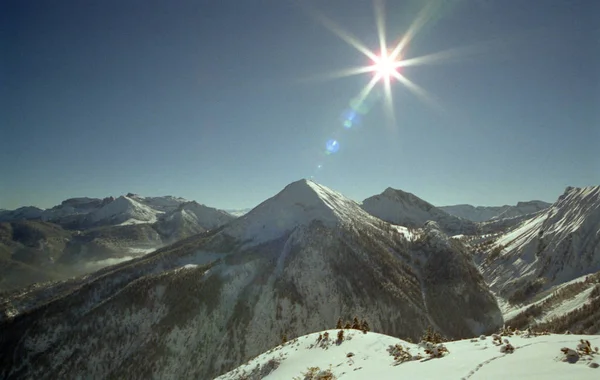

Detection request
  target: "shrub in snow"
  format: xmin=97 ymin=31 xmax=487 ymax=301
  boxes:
xmin=234 ymin=357 xmax=282 ymax=380
xmin=336 ymin=316 xmax=370 ymax=333
xmin=360 ymin=319 xmax=370 ymax=334
xmin=312 ymin=332 xmax=332 ymax=349
xmin=387 ymin=344 xmax=422 ymax=365
xmin=420 ymin=326 xmax=447 ymax=344
xmin=499 ymin=340 xmax=515 ymax=354
xmin=479 ymin=335 xmax=486 ymax=340
xmin=282 ymin=334 xmax=288 ymax=344
xmin=577 ymin=339 xmax=593 ymax=355
xmin=589 ymin=362 xmax=599 ymax=369
xmin=559 ymin=340 xmax=598 ymax=365
xmin=498 ymin=325 xmax=515 ymax=336
xmin=492 ymin=334 xmax=502 ymax=345
xmin=352 ymin=317 xmax=361 ymax=330
xmin=420 ymin=341 xmax=449 ymax=358
xmin=301 ymin=366 xmax=336 ymax=380
xmin=336 ymin=330 xmax=344 ymax=345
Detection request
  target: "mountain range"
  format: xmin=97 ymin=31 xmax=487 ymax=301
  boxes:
xmin=0 ymin=194 xmax=235 ymax=292
xmin=0 ymin=180 xmax=598 ymax=379
xmin=440 ymin=201 xmax=551 ymax=222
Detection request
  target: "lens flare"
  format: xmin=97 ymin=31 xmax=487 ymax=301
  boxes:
xmin=325 ymin=139 xmax=340 ymax=154
xmin=306 ymin=0 xmax=451 ymax=123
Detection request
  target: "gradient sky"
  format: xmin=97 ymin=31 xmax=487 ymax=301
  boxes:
xmin=1 ymin=0 xmax=598 ymax=210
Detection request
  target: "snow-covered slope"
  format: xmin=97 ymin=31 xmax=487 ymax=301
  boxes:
xmin=127 ymin=194 xmax=188 ymax=212
xmin=156 ymin=201 xmax=235 ymax=240
xmin=502 ymin=272 xmax=600 ymax=328
xmin=0 ymin=179 xmax=501 ymax=379
xmin=217 ymin=329 xmax=600 ymax=379
xmin=479 ymin=186 xmax=600 ymax=302
xmin=84 ymin=195 xmax=163 ymax=226
xmin=362 ymin=188 xmax=477 ymax=235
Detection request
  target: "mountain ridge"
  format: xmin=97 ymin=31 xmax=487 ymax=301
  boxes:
xmin=0 ymin=179 xmax=502 ymax=379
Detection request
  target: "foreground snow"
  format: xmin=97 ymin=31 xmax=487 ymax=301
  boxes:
xmin=216 ymin=330 xmax=600 ymax=379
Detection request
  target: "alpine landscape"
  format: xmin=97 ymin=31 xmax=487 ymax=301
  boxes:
xmin=1 ymin=181 xmax=599 ymax=379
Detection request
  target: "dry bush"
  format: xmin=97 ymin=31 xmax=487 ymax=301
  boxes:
xmin=387 ymin=344 xmax=421 ymax=365
xmin=420 ymin=326 xmax=447 ymax=344
xmin=422 ymin=341 xmax=449 ymax=358
xmin=301 ymin=366 xmax=336 ymax=380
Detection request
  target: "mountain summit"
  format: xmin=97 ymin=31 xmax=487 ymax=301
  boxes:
xmin=223 ymin=179 xmax=375 ymax=244
xmin=361 ymin=187 xmax=477 ymax=235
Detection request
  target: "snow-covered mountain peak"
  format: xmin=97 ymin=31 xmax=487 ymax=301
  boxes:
xmin=381 ymin=187 xmax=429 ymax=206
xmin=86 ymin=195 xmax=162 ymax=225
xmin=223 ymin=179 xmax=373 ymax=244
xmin=135 ymin=195 xmax=189 ymax=212
xmin=362 ymin=187 xmax=476 ymax=235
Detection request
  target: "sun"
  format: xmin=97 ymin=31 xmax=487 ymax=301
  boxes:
xmin=370 ymin=50 xmax=402 ymax=82
xmin=308 ymin=0 xmax=447 ymax=123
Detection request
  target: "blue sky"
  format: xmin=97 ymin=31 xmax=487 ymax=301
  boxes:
xmin=1 ymin=0 xmax=597 ymax=210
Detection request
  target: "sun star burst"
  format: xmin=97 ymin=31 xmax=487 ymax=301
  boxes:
xmin=310 ymin=0 xmax=446 ymax=125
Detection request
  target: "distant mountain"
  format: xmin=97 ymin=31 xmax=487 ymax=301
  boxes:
xmin=1 ymin=194 xmax=190 ymax=229
xmin=224 ymin=208 xmax=253 ymax=217
xmin=0 ymin=207 xmax=44 ymax=222
xmin=440 ymin=200 xmax=551 ymax=222
xmin=155 ymin=201 xmax=235 ymax=240
xmin=440 ymin=204 xmax=508 ymax=222
xmin=492 ymin=200 xmax=551 ymax=220
xmin=478 ymin=186 xmax=600 ymax=304
xmin=0 ymin=194 xmax=234 ymax=292
xmin=0 ymin=194 xmax=234 ymax=232
xmin=361 ymin=188 xmax=477 ymax=235
xmin=0 ymin=179 xmax=501 ymax=379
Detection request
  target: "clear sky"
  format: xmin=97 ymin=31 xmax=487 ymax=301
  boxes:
xmin=1 ymin=0 xmax=598 ymax=210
